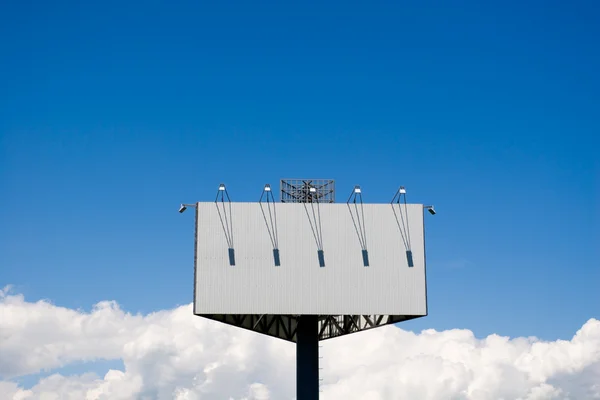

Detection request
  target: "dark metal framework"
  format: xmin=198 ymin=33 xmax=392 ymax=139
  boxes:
xmin=280 ymin=179 xmax=335 ymax=203
xmin=196 ymin=313 xmax=421 ymax=342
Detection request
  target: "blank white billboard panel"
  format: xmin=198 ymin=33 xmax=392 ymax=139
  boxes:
xmin=194 ymin=202 xmax=427 ymax=316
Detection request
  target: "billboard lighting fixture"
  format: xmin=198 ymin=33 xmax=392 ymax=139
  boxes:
xmin=218 ymin=183 xmax=226 ymax=191
xmin=354 ymin=185 xmax=361 ymax=194
xmin=178 ymin=203 xmax=197 ymax=214
xmin=399 ymin=186 xmax=406 ymax=194
xmin=424 ymin=205 xmax=436 ymax=215
xmin=264 ymin=184 xmax=271 ymax=191
xmin=309 ymin=187 xmax=317 ymax=193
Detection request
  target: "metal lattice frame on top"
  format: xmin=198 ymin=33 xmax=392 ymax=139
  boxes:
xmin=280 ymin=179 xmax=335 ymax=203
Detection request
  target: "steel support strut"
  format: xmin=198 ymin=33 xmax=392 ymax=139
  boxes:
xmin=296 ymin=315 xmax=319 ymax=400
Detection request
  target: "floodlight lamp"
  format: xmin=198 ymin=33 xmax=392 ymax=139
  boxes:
xmin=309 ymin=187 xmax=317 ymax=193
xmin=264 ymin=184 xmax=271 ymax=191
xmin=399 ymin=186 xmax=406 ymax=194
xmin=179 ymin=204 xmax=187 ymax=213
xmin=424 ymin=205 xmax=436 ymax=215
xmin=218 ymin=183 xmax=226 ymax=191
xmin=354 ymin=185 xmax=361 ymax=194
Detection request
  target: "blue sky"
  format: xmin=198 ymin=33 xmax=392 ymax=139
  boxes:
xmin=1 ymin=0 xmax=598 ymax=343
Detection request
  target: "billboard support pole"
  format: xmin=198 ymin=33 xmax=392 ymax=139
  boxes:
xmin=296 ymin=315 xmax=320 ymax=400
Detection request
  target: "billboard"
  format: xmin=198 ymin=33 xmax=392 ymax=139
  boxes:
xmin=194 ymin=202 xmax=427 ymax=317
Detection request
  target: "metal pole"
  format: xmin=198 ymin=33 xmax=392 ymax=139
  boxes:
xmin=296 ymin=315 xmax=320 ymax=400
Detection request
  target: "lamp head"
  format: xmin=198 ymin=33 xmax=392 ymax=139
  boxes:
xmin=424 ymin=205 xmax=436 ymax=215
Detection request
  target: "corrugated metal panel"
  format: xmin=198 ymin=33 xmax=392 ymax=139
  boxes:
xmin=195 ymin=202 xmax=426 ymax=316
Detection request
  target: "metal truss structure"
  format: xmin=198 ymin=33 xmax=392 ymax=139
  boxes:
xmin=198 ymin=313 xmax=420 ymax=342
xmin=280 ymin=179 xmax=335 ymax=203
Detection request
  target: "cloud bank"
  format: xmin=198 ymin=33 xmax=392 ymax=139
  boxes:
xmin=1 ymin=287 xmax=599 ymax=399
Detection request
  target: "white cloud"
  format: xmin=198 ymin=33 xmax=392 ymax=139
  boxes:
xmin=1 ymin=288 xmax=599 ymax=399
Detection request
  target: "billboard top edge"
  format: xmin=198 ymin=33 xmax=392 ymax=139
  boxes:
xmin=195 ymin=201 xmax=425 ymax=206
